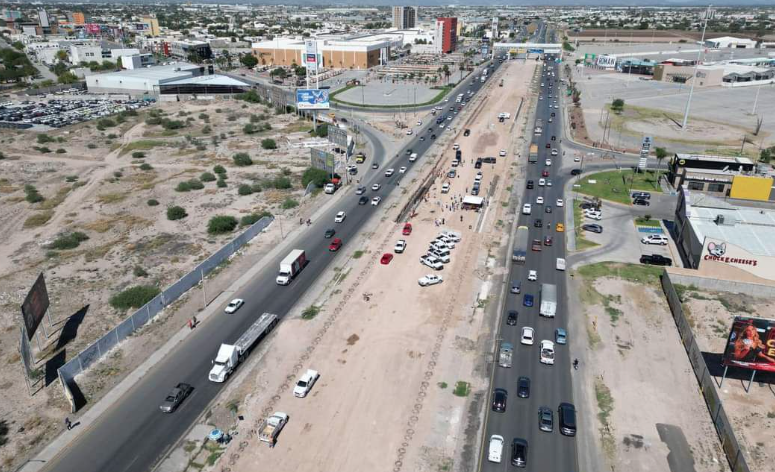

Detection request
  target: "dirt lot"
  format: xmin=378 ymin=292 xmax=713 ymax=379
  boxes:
xmin=572 ymin=263 xmax=726 ymax=472
xmin=0 ymin=99 xmax=335 ymax=470
xmin=678 ymin=286 xmax=775 ymax=472
xmin=157 ymin=60 xmax=538 ymax=472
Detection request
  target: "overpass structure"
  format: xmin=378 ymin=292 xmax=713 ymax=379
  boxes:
xmin=492 ymin=42 xmax=563 ymax=58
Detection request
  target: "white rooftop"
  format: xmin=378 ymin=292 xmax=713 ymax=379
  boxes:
xmin=87 ymin=62 xmax=200 ymax=81
xmin=163 ymin=74 xmax=249 ymax=86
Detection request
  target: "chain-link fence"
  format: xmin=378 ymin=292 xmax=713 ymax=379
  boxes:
xmin=57 ymin=217 xmax=274 ymax=407
xmin=661 ymin=272 xmax=750 ymax=472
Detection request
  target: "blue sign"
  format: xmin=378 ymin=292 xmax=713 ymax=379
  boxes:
xmin=637 ymin=227 xmax=664 ymax=234
xmin=528 ymin=49 xmax=543 ymax=54
xmin=296 ymin=89 xmax=330 ymax=110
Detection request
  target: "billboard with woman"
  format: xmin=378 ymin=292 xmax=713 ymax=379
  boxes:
xmin=722 ymin=317 xmax=775 ymax=372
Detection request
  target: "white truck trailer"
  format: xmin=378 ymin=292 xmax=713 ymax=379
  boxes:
xmin=209 ymin=313 xmax=279 ymax=382
xmin=539 ymin=283 xmax=557 ymax=318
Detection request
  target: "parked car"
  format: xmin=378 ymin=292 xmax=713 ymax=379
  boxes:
xmin=582 ymin=224 xmax=603 ymax=233
xmin=633 ymin=198 xmax=650 ymax=206
xmin=641 ymin=234 xmax=668 ymax=245
xmin=632 ymin=191 xmax=651 ymax=200
xmin=380 ymin=253 xmax=394 ymax=265
xmin=640 ymin=254 xmax=672 ymax=266
xmin=403 ymin=223 xmax=413 ymax=235
xmin=420 ymin=255 xmax=443 ymax=270
xmin=418 ymin=274 xmax=444 ymax=286
xmin=394 ymin=239 xmax=407 ymax=253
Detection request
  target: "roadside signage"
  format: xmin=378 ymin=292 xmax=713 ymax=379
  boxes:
xmin=638 ymin=157 xmax=648 ymax=170
xmin=296 ymin=89 xmax=330 ymax=110
xmin=328 ymin=126 xmax=348 ymax=149
xmin=310 ymin=147 xmax=335 ymax=173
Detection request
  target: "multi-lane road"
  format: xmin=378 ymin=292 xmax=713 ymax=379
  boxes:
xmin=479 ymin=55 xmax=579 ymax=472
xmin=39 ymin=58 xmax=504 ymax=472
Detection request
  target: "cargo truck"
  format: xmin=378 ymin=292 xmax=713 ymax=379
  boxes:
xmin=209 ymin=313 xmax=279 ymax=382
xmin=259 ymin=412 xmax=289 ymax=446
xmin=528 ymin=143 xmax=538 ymax=163
xmin=512 ymin=226 xmax=529 ymax=264
xmin=276 ymin=249 xmax=306 ymax=285
xmin=498 ymin=342 xmax=513 ymax=368
xmin=539 ymin=283 xmax=557 ymax=318
xmin=534 ymin=119 xmax=543 ymax=136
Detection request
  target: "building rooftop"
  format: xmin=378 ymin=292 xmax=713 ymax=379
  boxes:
xmin=163 ymin=74 xmax=249 ymax=86
xmin=675 ymin=153 xmax=754 ymax=166
xmin=86 ymin=62 xmax=200 ymax=81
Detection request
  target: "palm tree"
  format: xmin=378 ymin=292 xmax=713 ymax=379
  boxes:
xmin=458 ymin=60 xmax=466 ymax=81
xmin=442 ymin=65 xmax=451 ymax=85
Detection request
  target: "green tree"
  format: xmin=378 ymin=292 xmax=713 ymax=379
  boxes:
xmin=11 ymin=41 xmax=24 ymax=51
xmin=611 ymin=98 xmax=625 ymax=113
xmin=232 ymin=152 xmax=253 ymax=166
xmin=55 ymin=50 xmax=69 ymax=62
xmin=302 ymin=167 xmax=329 ymax=188
xmin=58 ymin=72 xmax=79 ymax=84
xmin=760 ymin=148 xmax=773 ymax=163
xmin=240 ymin=54 xmax=258 ymax=68
xmin=261 ymin=138 xmax=277 ymax=150
xmin=167 ymin=206 xmax=188 ymax=220
xmin=207 ymin=215 xmax=239 ymax=234
xmin=270 ymin=67 xmax=288 ymax=80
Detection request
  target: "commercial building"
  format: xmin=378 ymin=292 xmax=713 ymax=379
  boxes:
xmin=85 ymin=62 xmax=247 ymax=96
xmin=2 ymin=8 xmax=22 ymax=21
xmin=121 ymin=53 xmax=156 ymax=70
xmin=252 ymin=35 xmax=393 ymax=70
xmin=675 ymin=188 xmax=775 ymax=284
xmin=70 ymin=43 xmax=140 ymax=64
xmin=435 ymin=17 xmax=458 ymax=54
xmin=653 ymin=63 xmax=775 ymax=87
xmin=140 ymin=16 xmax=160 ymax=37
xmin=38 ymin=9 xmax=50 ymax=28
xmin=704 ymin=36 xmax=757 ymax=49
xmin=170 ymin=40 xmax=213 ymax=61
xmin=392 ymin=6 xmax=418 ymax=30
xmin=667 ymin=153 xmax=759 ymax=197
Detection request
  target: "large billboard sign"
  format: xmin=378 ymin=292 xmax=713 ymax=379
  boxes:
xmin=296 ymin=89 xmax=329 ymax=110
xmin=699 ymin=238 xmax=774 ymax=280
xmin=21 ymin=273 xmax=49 ymax=340
xmin=310 ymin=148 xmax=335 ymax=174
xmin=328 ymin=125 xmax=348 ymax=149
xmin=597 ymin=55 xmax=617 ymax=68
xmin=722 ymin=317 xmax=775 ymax=372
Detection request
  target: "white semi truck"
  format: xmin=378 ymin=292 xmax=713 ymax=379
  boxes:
xmin=209 ymin=313 xmax=279 ymax=382
xmin=539 ymin=283 xmax=557 ymax=318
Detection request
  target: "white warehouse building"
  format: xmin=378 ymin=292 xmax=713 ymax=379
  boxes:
xmin=86 ymin=63 xmax=205 ymax=95
xmin=704 ymin=36 xmax=757 ymax=49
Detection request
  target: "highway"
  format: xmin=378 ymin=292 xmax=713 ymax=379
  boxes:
xmin=479 ymin=33 xmax=579 ymax=472
xmin=41 ymin=57 xmax=505 ymax=472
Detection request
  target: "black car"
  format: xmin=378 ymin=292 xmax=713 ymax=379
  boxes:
xmin=482 ymin=156 xmax=497 ymax=164
xmin=517 ymin=376 xmax=530 ymax=398
xmin=358 ymin=196 xmax=369 ymax=205
xmin=419 ymin=136 xmax=425 ymax=141
xmin=324 ymin=228 xmax=336 ymax=238
xmin=463 ymin=129 xmax=471 ymax=136
xmin=632 ymin=191 xmax=651 ymax=200
xmin=159 ymin=383 xmax=193 ymax=413
xmin=534 ymin=219 xmax=543 ymax=228
xmin=640 ymin=254 xmax=672 ymax=266
xmin=511 ymin=438 xmax=528 ymax=468
xmin=471 ymin=187 xmax=480 ymax=196
xmin=456 ymin=149 xmax=462 ymax=159
xmin=579 ymin=202 xmax=599 ymax=210
xmin=633 ymin=198 xmax=650 ymax=206
xmin=475 ymin=158 xmax=483 ymax=169
xmin=507 ymin=311 xmax=518 ymax=325
xmin=570 ymin=169 xmax=582 ymax=176
xmin=492 ymin=388 xmax=508 ymax=412
xmin=406 ymin=149 xmax=413 ymax=156
xmin=499 ymin=116 xmax=505 ymax=123
xmin=545 ymin=206 xmax=552 ymax=213
xmin=551 ymin=112 xmax=556 ymax=117
xmin=430 ymin=134 xmax=437 ymax=140
xmin=558 ymin=402 xmax=577 ymax=436
xmin=551 ymin=135 xmax=556 ymax=141
xmin=527 ymin=180 xmax=534 ymax=189
xmin=582 ymin=224 xmax=603 ymax=233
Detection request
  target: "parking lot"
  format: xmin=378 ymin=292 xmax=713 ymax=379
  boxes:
xmin=0 ymin=97 xmax=154 ymax=129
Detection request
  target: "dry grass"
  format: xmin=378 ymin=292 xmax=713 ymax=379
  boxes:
xmin=96 ymin=192 xmax=128 ymax=205
xmin=23 ymin=211 xmax=54 ymax=228
xmin=39 ymin=186 xmax=73 ymax=210
xmin=83 ymin=214 xmax=152 ymax=233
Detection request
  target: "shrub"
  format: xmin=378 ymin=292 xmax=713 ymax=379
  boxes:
xmin=302 ymin=167 xmax=329 ymax=188
xmin=250 ymin=114 xmax=260 ymax=123
xmin=273 ymin=176 xmax=292 ymax=189
xmin=162 ymin=119 xmax=185 ymax=130
xmin=24 ymin=185 xmax=44 ymax=203
xmin=227 ymin=115 xmax=238 ymax=122
xmin=240 ymin=212 xmax=271 ymax=226
xmin=232 ymin=153 xmax=253 ymax=166
xmin=109 ymin=285 xmax=161 ymax=310
xmin=113 ymin=171 xmax=123 ymax=178
xmin=199 ymin=113 xmax=209 ymax=120
xmin=145 ymin=116 xmax=162 ymax=126
xmin=132 ymin=151 xmax=146 ymax=159
xmin=147 ymin=199 xmax=160 ymax=206
xmin=0 ymin=151 xmax=4 ymax=160
xmin=262 ymin=123 xmax=272 ymax=131
xmin=133 ymin=266 xmax=148 ymax=277
xmin=87 ymin=143 xmax=98 ymax=149
xmin=50 ymin=232 xmax=89 ymax=250
xmin=261 ymin=138 xmax=277 ymax=150
xmin=202 ymin=125 xmax=212 ymax=134
xmin=281 ymin=197 xmax=299 ymax=209
xmin=207 ymin=215 xmax=239 ymax=234
xmin=251 ymin=182 xmax=262 ymax=193
xmin=200 ymin=172 xmax=216 ymax=182
xmin=98 ymin=118 xmax=116 ymax=128
xmin=176 ymin=181 xmax=192 ymax=192
xmin=139 ymin=163 xmax=153 ymax=171
xmin=217 ymin=179 xmax=227 ymax=188
xmin=187 ymin=178 xmax=204 ymax=190
xmin=238 ymin=184 xmax=253 ymax=196
xmin=107 ymin=133 xmax=118 ymax=139
xmin=243 ymin=123 xmax=257 ymax=134
xmin=167 ymin=205 xmax=188 ymax=220
xmin=65 ymin=175 xmax=78 ymax=183
xmin=213 ymin=165 xmax=227 ymax=174
xmin=36 ymin=134 xmax=55 ymax=144
xmin=56 ymin=148 xmax=66 ymax=154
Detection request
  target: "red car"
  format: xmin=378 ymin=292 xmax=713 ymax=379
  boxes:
xmin=402 ymin=223 xmax=413 ymax=236
xmin=541 ymin=170 xmax=550 ymax=177
xmin=328 ymin=238 xmax=342 ymax=252
xmin=544 ymin=236 xmax=553 ymax=246
xmin=380 ymin=253 xmax=394 ymax=265
xmin=545 ymin=143 xmax=551 ymax=149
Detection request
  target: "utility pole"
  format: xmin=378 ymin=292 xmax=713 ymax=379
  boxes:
xmin=751 ymin=83 xmax=762 ymax=115
xmin=681 ymin=5 xmax=711 ymax=131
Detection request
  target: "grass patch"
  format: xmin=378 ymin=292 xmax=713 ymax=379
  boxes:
xmin=119 ymin=139 xmax=167 ymax=156
xmin=573 ymin=200 xmax=600 ymax=251
xmin=452 ymin=381 xmax=470 ymax=397
xmin=39 ymin=186 xmax=72 ymax=210
xmin=634 ymin=217 xmax=661 ymax=227
xmin=575 ymin=170 xmax=659 ymax=205
xmin=331 ymin=84 xmax=453 ymax=109
xmin=576 ymin=261 xmax=663 ymax=287
xmin=23 ymin=211 xmax=54 ymax=228
xmin=301 ymin=305 xmax=320 ymax=320
xmin=97 ymin=192 xmax=128 ymax=204
xmin=594 ymin=378 xmax=616 ymax=459
xmin=50 ymin=232 xmax=89 ymax=250
xmin=109 ymin=285 xmax=160 ymax=310
xmin=352 ymin=250 xmax=364 ymax=259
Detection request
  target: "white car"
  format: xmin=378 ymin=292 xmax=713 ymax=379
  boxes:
xmin=371 ymin=196 xmax=382 ymax=206
xmin=522 ymin=204 xmax=532 ymax=215
xmin=439 ymin=230 xmax=462 ymax=242
xmin=334 ymin=211 xmax=346 ymax=223
xmin=406 ymin=129 xmax=413 ymax=135
xmin=488 ymin=435 xmax=504 ymax=463
xmin=554 ymin=104 xmax=559 ymax=109
xmin=574 ymin=156 xmax=581 ymax=162
xmin=556 ymin=198 xmax=564 ymax=207
xmin=540 ymin=340 xmax=555 ymax=365
xmin=224 ymin=298 xmax=244 ymax=314
xmin=399 ymin=166 xmax=407 ymax=174
xmin=435 ymin=236 xmax=456 ymax=248
xmin=528 ymin=270 xmax=537 ymax=281
xmin=418 ymin=274 xmax=444 ymax=286
xmin=453 ymin=143 xmax=460 ymax=150
xmin=394 ymin=239 xmax=407 ymax=253
xmin=551 ymin=149 xmax=558 ymax=156
xmin=538 ymin=178 xmax=546 ymax=186
xmin=293 ymin=369 xmax=320 ymax=398
xmin=409 ymin=153 xmax=418 ymax=162
xmin=585 ymin=211 xmax=602 ymax=220
xmin=642 ymin=234 xmax=669 ymax=245
xmin=428 ymin=250 xmax=450 ymax=263
xmin=417 ymin=120 xmax=422 ymax=126
xmin=372 ymin=183 xmax=381 ymax=191
xmin=499 ymin=149 xmax=507 ymax=157
xmin=546 ymin=179 xmax=553 ymax=187
xmin=521 ymin=327 xmax=535 ymax=346
xmin=536 ymin=196 xmax=544 ymax=205
xmin=545 ymin=158 xmax=552 ymax=166
xmin=385 ymin=168 xmax=395 ymax=177
xmin=420 ymin=255 xmax=443 ymax=270
xmin=439 ymin=123 xmax=445 ymax=129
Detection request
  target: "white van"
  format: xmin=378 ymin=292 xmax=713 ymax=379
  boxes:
xmin=409 ymin=153 xmax=418 ymax=162
xmin=441 ymin=182 xmax=451 ymax=193
xmin=556 ymin=258 xmax=566 ymax=271
xmin=488 ymin=435 xmax=504 ymax=463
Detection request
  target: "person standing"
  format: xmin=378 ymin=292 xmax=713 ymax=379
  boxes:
xmin=65 ymin=417 xmax=72 ymax=431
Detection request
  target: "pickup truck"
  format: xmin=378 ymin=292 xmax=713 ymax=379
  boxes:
xmin=259 ymin=412 xmax=289 ymax=446
xmin=293 ymin=369 xmax=320 ymax=398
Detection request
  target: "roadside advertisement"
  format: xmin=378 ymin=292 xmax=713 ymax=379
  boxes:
xmin=310 ymin=148 xmax=335 ymax=174
xmin=296 ymin=89 xmax=329 ymax=110
xmin=596 ymin=55 xmax=617 ymax=68
xmin=85 ymin=23 xmax=101 ymax=34
xmin=722 ymin=317 xmax=775 ymax=372
xmin=304 ymin=40 xmax=318 ymax=71
xmin=21 ymin=273 xmax=49 ymax=340
xmin=699 ymin=238 xmax=775 ymax=281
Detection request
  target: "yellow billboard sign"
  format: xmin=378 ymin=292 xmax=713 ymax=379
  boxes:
xmin=730 ymin=175 xmax=773 ymax=201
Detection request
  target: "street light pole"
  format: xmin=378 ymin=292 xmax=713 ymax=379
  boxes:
xmin=681 ymin=5 xmax=711 ymax=131
xmin=751 ymin=83 xmax=762 ymax=115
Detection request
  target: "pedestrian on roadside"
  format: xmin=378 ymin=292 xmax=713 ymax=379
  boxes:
xmin=65 ymin=417 xmax=72 ymax=431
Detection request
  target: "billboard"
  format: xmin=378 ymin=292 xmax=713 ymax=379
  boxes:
xmin=699 ymin=238 xmax=775 ymax=281
xmin=310 ymin=147 xmax=335 ymax=174
xmin=722 ymin=317 xmax=775 ymax=372
xmin=597 ymin=55 xmax=617 ymax=68
xmin=305 ymin=40 xmax=318 ymax=71
xmin=21 ymin=273 xmax=49 ymax=340
xmin=328 ymin=125 xmax=348 ymax=148
xmin=296 ymin=89 xmax=329 ymax=110
xmin=85 ymin=23 xmax=100 ymax=34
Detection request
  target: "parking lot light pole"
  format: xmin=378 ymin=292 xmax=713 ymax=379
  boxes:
xmin=681 ymin=5 xmax=711 ymax=131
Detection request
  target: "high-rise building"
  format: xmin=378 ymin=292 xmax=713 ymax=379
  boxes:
xmin=72 ymin=12 xmax=86 ymax=25
xmin=435 ymin=17 xmax=458 ymax=54
xmin=392 ymin=6 xmax=417 ymax=30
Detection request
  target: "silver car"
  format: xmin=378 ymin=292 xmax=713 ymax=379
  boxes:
xmin=538 ymin=406 xmax=553 ymax=432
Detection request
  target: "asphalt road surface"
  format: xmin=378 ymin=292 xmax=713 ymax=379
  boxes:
xmin=479 ymin=57 xmax=579 ymax=471
xmin=41 ymin=59 xmax=505 ymax=472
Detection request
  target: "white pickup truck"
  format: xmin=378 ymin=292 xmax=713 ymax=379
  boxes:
xmin=259 ymin=412 xmax=289 ymax=446
xmin=293 ymin=369 xmax=320 ymax=398
xmin=488 ymin=435 xmax=504 ymax=463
